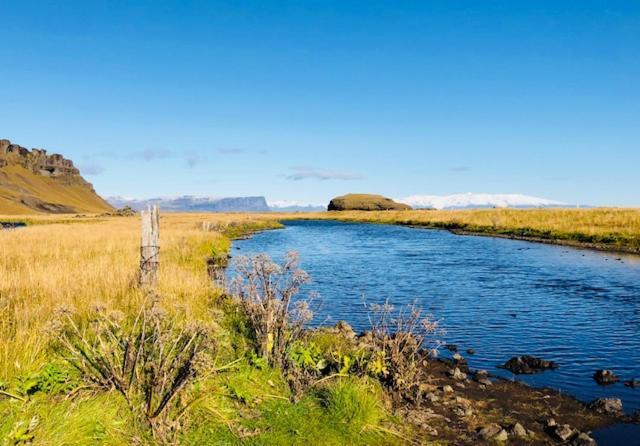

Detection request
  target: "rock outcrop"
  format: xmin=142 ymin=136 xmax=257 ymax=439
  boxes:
xmin=327 ymin=194 xmax=412 ymax=211
xmin=0 ymin=138 xmax=113 ymax=214
xmin=0 ymin=139 xmax=81 ymax=178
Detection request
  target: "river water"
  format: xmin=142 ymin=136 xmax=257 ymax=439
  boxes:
xmin=232 ymin=220 xmax=640 ymax=442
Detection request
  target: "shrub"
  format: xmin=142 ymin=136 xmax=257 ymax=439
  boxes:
xmin=229 ymin=252 xmax=314 ymax=369
xmin=50 ymin=299 xmax=213 ymax=443
xmin=365 ymin=301 xmax=443 ymax=397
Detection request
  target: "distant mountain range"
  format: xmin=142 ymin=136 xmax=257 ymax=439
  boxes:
xmin=108 ymin=193 xmax=572 ymax=213
xmin=107 ymin=196 xmax=270 ymax=212
xmin=267 ymin=200 xmax=326 ymax=212
xmin=396 ymin=193 xmax=567 ymax=210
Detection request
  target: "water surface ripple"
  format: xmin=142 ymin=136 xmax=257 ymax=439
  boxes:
xmin=232 ymin=220 xmax=640 ymax=416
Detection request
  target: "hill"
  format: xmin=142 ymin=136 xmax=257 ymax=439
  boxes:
xmin=0 ymin=139 xmax=113 ymax=214
xmin=108 ymin=195 xmax=270 ymax=212
xmin=327 ymin=193 xmax=412 ymax=211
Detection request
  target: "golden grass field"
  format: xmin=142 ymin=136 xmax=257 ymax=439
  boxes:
xmin=0 ymin=213 xmax=281 ymax=382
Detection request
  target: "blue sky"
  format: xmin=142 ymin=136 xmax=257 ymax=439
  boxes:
xmin=1 ymin=1 xmax=638 ymax=205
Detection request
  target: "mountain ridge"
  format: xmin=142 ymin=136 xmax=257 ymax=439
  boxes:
xmin=0 ymin=138 xmax=113 ymax=214
xmin=108 ymin=195 xmax=270 ymax=212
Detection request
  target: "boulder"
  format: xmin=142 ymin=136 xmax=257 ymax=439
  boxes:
xmin=474 ymin=370 xmax=492 ymax=386
xmin=509 ymin=422 xmax=528 ymax=437
xmin=447 ymin=367 xmax=467 ymax=381
xmin=588 ymin=397 xmax=623 ymax=416
xmin=478 ymin=424 xmax=508 ymax=441
xmin=593 ymin=369 xmax=619 ymax=385
xmin=553 ymin=424 xmax=578 ymax=442
xmin=500 ymin=355 xmax=558 ymax=374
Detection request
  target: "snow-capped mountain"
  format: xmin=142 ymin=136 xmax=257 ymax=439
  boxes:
xmin=267 ymin=200 xmax=326 ymax=212
xmin=397 ymin=193 xmax=567 ymax=210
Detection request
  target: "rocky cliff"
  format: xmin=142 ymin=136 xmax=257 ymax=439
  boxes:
xmin=0 ymin=138 xmax=113 ymax=214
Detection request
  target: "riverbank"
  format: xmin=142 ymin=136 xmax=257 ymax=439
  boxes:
xmin=0 ymin=213 xmax=636 ymax=445
xmin=271 ymin=208 xmax=640 ymax=255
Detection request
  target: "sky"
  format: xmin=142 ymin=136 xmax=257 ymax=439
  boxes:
xmin=1 ymin=1 xmax=639 ymax=206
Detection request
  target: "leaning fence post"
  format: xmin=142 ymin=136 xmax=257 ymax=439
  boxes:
xmin=140 ymin=205 xmax=160 ymax=288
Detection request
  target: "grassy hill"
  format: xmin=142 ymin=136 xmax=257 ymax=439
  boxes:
xmin=327 ymin=194 xmax=411 ymax=211
xmin=0 ymin=165 xmax=113 ymax=214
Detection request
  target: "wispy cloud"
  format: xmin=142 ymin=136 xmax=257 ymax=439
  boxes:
xmin=285 ymin=166 xmax=363 ymax=181
xmin=78 ymin=163 xmax=105 ymax=175
xmin=449 ymin=166 xmax=471 ymax=172
xmin=131 ymin=148 xmax=173 ymax=161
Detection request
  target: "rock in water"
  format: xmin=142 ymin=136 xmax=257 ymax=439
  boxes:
xmin=593 ymin=369 xmax=619 ymax=385
xmin=625 ymin=378 xmax=639 ymax=388
xmin=500 ymin=355 xmax=558 ymax=374
xmin=572 ymin=432 xmax=597 ymax=446
xmin=588 ymin=397 xmax=623 ymax=416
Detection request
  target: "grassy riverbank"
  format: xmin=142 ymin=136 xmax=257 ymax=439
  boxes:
xmin=278 ymin=208 xmax=640 ymax=254
xmin=0 ymin=212 xmax=628 ymax=445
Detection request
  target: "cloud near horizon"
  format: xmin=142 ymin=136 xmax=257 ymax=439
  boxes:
xmin=285 ymin=166 xmax=363 ymax=181
xmin=131 ymin=148 xmax=173 ymax=161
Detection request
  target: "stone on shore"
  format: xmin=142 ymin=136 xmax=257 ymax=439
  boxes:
xmin=478 ymin=424 xmax=508 ymax=441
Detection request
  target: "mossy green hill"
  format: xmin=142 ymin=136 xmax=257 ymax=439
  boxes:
xmin=327 ymin=194 xmax=411 ymax=211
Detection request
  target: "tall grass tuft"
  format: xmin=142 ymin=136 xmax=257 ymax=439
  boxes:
xmin=51 ymin=298 xmax=213 ymax=443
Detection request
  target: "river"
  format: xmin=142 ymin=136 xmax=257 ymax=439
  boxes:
xmin=232 ymin=220 xmax=640 ymax=444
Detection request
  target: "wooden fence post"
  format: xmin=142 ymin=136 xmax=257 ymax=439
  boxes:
xmin=140 ymin=205 xmax=160 ymax=288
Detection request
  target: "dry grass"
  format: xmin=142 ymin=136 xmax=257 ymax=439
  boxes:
xmin=0 ymin=213 xmax=279 ymax=381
